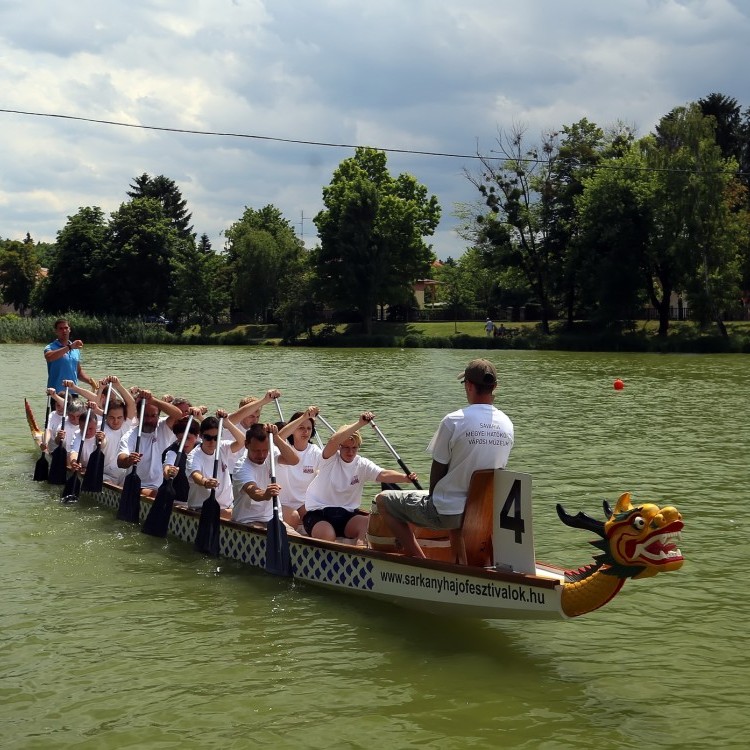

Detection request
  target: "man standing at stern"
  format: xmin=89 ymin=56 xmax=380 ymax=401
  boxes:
xmin=44 ymin=318 xmax=95 ymax=392
xmin=375 ymin=358 xmax=513 ymax=559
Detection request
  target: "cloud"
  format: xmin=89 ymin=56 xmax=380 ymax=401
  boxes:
xmin=1 ymin=0 xmax=749 ymax=259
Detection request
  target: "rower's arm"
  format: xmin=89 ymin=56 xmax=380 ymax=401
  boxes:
xmin=108 ymin=376 xmax=137 ymax=419
xmin=62 ymin=380 xmax=97 ymax=402
xmin=222 ymin=417 xmax=246 ymax=452
xmin=273 ymin=431 xmax=299 ymax=465
xmin=322 ymin=412 xmax=372 ymax=459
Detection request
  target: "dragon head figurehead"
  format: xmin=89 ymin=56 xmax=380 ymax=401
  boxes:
xmin=604 ymin=492 xmax=684 ymax=578
xmin=555 ymin=493 xmax=684 ymax=617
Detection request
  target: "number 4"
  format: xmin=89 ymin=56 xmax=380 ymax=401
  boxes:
xmin=499 ymin=479 xmax=525 ymax=544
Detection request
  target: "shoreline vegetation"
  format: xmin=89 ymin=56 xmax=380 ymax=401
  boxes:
xmin=2 ymin=314 xmax=749 ymax=353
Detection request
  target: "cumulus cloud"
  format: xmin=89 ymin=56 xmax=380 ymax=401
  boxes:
xmin=1 ymin=0 xmax=749 ymax=259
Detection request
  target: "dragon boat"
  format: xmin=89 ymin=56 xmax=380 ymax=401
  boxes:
xmin=25 ymin=398 xmax=684 ymax=621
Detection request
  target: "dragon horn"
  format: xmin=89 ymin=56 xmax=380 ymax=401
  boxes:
xmin=556 ymin=504 xmax=605 ymax=536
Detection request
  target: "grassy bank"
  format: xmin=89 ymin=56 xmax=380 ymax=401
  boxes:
xmin=2 ymin=314 xmax=749 ymax=353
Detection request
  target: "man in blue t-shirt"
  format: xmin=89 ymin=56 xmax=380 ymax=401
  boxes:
xmin=44 ymin=318 xmax=95 ymax=392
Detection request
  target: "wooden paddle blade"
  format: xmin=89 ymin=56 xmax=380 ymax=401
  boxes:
xmin=48 ymin=447 xmax=68 ymax=485
xmin=61 ymin=471 xmax=81 ymax=500
xmin=33 ymin=452 xmax=49 ymax=481
xmin=194 ymin=494 xmax=221 ymax=556
xmin=265 ymin=499 xmax=292 ymax=577
xmin=142 ymin=480 xmax=176 ymax=538
xmin=117 ymin=473 xmax=142 ymax=523
xmin=81 ymin=448 xmax=104 ymax=493
xmin=173 ymin=470 xmax=189 ymax=504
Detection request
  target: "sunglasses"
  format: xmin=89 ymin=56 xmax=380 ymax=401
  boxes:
xmin=202 ymin=434 xmax=219 ymax=441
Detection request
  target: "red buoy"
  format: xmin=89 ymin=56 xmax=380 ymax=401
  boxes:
xmin=613 ymin=379 xmax=625 ymax=390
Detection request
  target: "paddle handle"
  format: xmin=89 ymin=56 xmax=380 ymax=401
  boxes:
xmin=274 ymin=397 xmax=284 ymax=423
xmin=174 ymin=414 xmax=194 ymax=464
xmin=317 ymin=413 xmax=335 ymax=433
xmin=269 ymin=434 xmax=276 ymax=483
xmin=133 ymin=398 xmax=146 ymax=454
xmin=78 ymin=408 xmax=92 ymax=465
xmin=370 ymin=421 xmax=422 ymax=490
xmin=99 ymin=382 xmax=113 ymax=431
xmin=210 ymin=418 xmax=224 ymax=480
xmin=43 ymin=396 xmax=52 ymax=430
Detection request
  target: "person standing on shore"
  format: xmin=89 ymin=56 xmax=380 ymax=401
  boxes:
xmin=43 ymin=319 xmax=95 ymax=392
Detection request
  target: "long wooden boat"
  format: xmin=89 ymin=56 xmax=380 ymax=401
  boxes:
xmin=25 ymin=398 xmax=685 ymax=620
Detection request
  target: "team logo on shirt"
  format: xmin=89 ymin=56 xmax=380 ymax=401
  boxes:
xmin=303 ymin=465 xmax=314 ymax=474
xmin=350 ymin=477 xmax=360 ymax=486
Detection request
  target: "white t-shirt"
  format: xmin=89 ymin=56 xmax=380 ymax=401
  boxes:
xmin=428 ymin=403 xmax=514 ymax=515
xmin=118 ymin=420 xmax=176 ymax=490
xmin=231 ymin=448 xmax=281 ymax=524
xmin=304 ymin=452 xmax=384 ymax=512
xmin=102 ymin=419 xmax=137 ymax=485
xmin=45 ymin=411 xmax=64 ymax=454
xmin=71 ymin=433 xmax=100 ymax=467
xmin=186 ymin=440 xmax=242 ymax=510
xmin=277 ymin=442 xmax=322 ymax=510
xmin=56 ymin=418 xmax=80 ymax=453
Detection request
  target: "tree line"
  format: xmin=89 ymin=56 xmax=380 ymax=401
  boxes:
xmin=1 ymin=92 xmax=749 ymax=339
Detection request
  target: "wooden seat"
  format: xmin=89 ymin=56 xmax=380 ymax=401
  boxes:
xmin=449 ymin=470 xmax=495 ymax=566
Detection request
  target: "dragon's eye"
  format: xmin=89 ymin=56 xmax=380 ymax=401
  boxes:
xmin=632 ymin=516 xmax=646 ymax=530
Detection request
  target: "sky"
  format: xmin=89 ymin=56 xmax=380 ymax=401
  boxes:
xmin=2 ymin=0 xmax=749 ymax=261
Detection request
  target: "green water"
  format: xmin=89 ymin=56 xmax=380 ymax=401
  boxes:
xmin=2 ymin=344 xmax=748 ymax=749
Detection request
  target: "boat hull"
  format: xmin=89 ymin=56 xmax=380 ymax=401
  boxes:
xmin=26 ymin=397 xmax=565 ymax=620
xmin=86 ymin=484 xmax=564 ymax=620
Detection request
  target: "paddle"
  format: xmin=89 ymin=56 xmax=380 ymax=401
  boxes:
xmin=194 ymin=418 xmax=223 ymax=556
xmin=81 ymin=382 xmax=112 ymax=493
xmin=48 ymin=387 xmax=70 ymax=485
xmin=265 ymin=426 xmax=292 ymax=577
xmin=61 ymin=407 xmax=92 ymax=501
xmin=142 ymin=414 xmax=194 ymax=538
xmin=369 ymin=420 xmax=423 ymax=490
xmin=316 ymin=413 xmax=335 ymax=434
xmin=116 ymin=398 xmax=146 ymax=523
xmin=33 ymin=396 xmax=52 ymax=481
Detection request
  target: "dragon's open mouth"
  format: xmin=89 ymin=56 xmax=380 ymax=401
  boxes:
xmin=626 ymin=521 xmax=684 ymax=564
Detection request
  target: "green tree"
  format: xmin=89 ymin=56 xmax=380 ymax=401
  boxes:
xmin=275 ymin=258 xmax=319 ymax=341
xmin=575 ymin=148 xmax=651 ymax=327
xmin=169 ymin=234 xmax=230 ymax=326
xmin=467 ymin=125 xmax=560 ymax=334
xmin=41 ymin=207 xmax=107 ymax=313
xmin=434 ymin=259 xmax=473 ymax=333
xmin=313 ymin=147 xmax=440 ymax=333
xmin=128 ymin=173 xmax=194 ymax=241
xmin=455 ymin=246 xmax=498 ymax=313
xmin=648 ymin=104 xmax=743 ymax=336
xmin=547 ymin=118 xmax=619 ymax=326
xmin=224 ymin=205 xmax=306 ymax=323
xmin=99 ymin=198 xmax=179 ymax=316
xmin=0 ymin=239 xmax=40 ymax=314
xmin=578 ymin=104 xmax=745 ymax=336
xmin=34 ymin=241 xmax=57 ymax=268
xmin=697 ymin=93 xmax=742 ymax=162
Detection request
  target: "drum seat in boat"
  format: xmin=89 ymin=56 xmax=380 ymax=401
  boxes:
xmin=449 ymin=470 xmax=494 ymax=566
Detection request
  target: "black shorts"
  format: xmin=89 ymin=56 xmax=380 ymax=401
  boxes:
xmin=302 ymin=507 xmax=364 ymax=537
